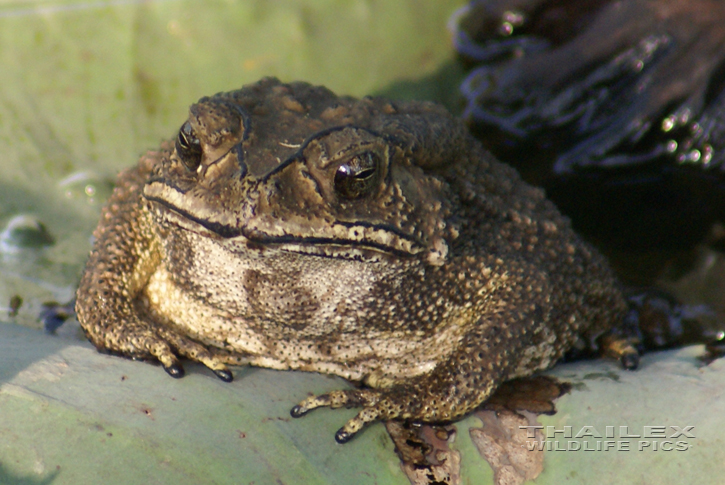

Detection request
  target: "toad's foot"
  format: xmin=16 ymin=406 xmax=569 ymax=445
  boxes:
xmin=154 ymin=326 xmax=239 ymax=381
xmin=291 ymin=388 xmax=396 ymax=443
xmin=290 ymin=370 xmax=498 ymax=444
xmin=89 ymin=320 xmax=239 ymax=382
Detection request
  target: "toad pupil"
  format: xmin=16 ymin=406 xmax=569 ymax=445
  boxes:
xmin=176 ymin=121 xmax=203 ymax=171
xmin=76 ymin=78 xmax=626 ymax=443
xmin=334 ymin=151 xmax=380 ymax=199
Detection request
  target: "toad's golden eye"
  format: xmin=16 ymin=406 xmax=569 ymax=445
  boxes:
xmin=176 ymin=121 xmax=203 ymax=171
xmin=333 ymin=151 xmax=381 ymax=200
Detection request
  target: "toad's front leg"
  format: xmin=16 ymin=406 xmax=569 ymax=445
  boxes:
xmin=291 ymin=305 xmax=547 ymax=443
xmin=75 ymin=159 xmax=234 ymax=381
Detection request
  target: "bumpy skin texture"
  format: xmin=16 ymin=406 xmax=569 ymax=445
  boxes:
xmin=76 ymin=78 xmax=626 ymax=442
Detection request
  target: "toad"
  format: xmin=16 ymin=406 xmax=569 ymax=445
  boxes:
xmin=75 ymin=78 xmax=626 ymax=442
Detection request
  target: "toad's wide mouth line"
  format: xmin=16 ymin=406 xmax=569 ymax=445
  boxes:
xmin=146 ymin=195 xmax=244 ymax=238
xmin=240 ymin=233 xmax=421 ymax=260
xmin=147 ymin=196 xmax=422 ymax=259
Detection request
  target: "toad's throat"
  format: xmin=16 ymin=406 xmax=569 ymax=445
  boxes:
xmin=146 ymin=196 xmax=424 ymax=258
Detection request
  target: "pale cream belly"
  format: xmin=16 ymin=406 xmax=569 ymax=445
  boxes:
xmin=141 ymin=266 xmax=470 ymax=387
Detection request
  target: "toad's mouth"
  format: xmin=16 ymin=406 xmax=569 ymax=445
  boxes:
xmin=146 ymin=196 xmax=424 ymax=260
xmin=239 ymin=229 xmax=423 ymax=260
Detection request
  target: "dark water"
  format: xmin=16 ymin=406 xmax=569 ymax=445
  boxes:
xmin=453 ymin=0 xmax=725 ymax=267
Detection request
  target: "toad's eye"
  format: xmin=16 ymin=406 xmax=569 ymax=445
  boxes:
xmin=333 ymin=151 xmax=381 ymax=200
xmin=176 ymin=121 xmax=203 ymax=171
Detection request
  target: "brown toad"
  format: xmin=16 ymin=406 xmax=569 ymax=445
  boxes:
xmin=75 ymin=77 xmax=625 ymax=442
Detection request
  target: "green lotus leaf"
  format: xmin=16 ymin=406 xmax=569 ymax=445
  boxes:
xmin=1 ymin=1 xmax=723 ymax=484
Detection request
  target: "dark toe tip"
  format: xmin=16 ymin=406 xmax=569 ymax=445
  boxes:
xmin=335 ymin=429 xmax=353 ymax=444
xmin=290 ymin=405 xmax=307 ymax=418
xmin=164 ymin=363 xmax=185 ymax=379
xmin=620 ymin=352 xmax=639 ymax=370
xmin=213 ymin=368 xmax=234 ymax=382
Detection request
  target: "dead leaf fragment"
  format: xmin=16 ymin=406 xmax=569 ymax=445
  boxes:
xmin=386 ymin=421 xmax=461 ymax=485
